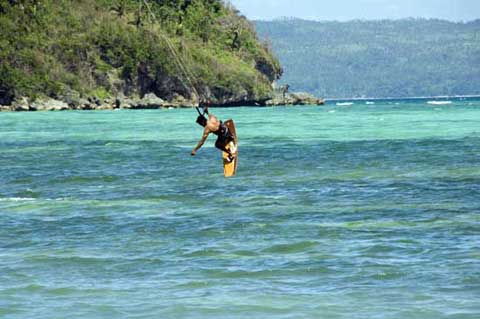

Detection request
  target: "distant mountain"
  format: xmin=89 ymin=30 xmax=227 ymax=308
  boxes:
xmin=255 ymin=19 xmax=480 ymax=98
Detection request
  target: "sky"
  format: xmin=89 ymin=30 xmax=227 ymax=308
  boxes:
xmin=229 ymin=0 xmax=480 ymax=22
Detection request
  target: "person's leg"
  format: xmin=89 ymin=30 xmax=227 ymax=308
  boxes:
xmin=216 ymin=137 xmax=235 ymax=162
xmin=215 ymin=138 xmax=229 ymax=153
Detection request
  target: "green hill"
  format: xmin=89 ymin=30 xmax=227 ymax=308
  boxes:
xmin=255 ymin=18 xmax=480 ymax=98
xmin=0 ymin=0 xmax=282 ymax=107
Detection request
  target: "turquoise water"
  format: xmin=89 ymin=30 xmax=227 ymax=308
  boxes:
xmin=1 ymin=100 xmax=479 ymax=318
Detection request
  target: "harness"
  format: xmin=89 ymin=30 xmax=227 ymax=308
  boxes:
xmin=195 ymin=106 xmax=233 ymax=152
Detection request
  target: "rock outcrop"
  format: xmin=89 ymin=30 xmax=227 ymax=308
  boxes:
xmin=11 ymin=97 xmax=30 ymax=111
xmin=266 ymin=92 xmax=325 ymax=106
xmin=0 ymin=90 xmax=325 ymax=111
xmin=30 ymin=99 xmax=70 ymax=111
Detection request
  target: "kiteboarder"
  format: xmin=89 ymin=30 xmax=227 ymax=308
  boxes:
xmin=191 ymin=102 xmax=235 ymax=162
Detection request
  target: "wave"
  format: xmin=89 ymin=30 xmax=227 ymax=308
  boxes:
xmin=0 ymin=197 xmax=67 ymax=202
xmin=427 ymin=101 xmax=452 ymax=105
xmin=0 ymin=197 xmax=36 ymax=202
xmin=366 ymin=101 xmax=375 ymax=105
xmin=336 ymin=102 xmax=354 ymax=106
xmin=262 ymin=241 xmax=318 ymax=254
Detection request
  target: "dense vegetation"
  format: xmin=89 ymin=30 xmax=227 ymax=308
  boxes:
xmin=0 ymin=0 xmax=282 ymax=105
xmin=256 ymin=18 xmax=480 ymax=98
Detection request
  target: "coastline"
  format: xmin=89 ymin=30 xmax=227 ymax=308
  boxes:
xmin=0 ymin=92 xmax=325 ymax=112
xmin=326 ymin=95 xmax=480 ymax=103
xmin=3 ymin=93 xmax=477 ymax=112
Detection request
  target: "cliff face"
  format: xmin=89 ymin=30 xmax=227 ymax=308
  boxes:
xmin=0 ymin=0 xmax=282 ymax=107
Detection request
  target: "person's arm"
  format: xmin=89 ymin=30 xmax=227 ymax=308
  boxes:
xmin=191 ymin=127 xmax=210 ymax=156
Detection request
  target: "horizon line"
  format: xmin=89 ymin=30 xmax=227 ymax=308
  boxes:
xmin=252 ymin=16 xmax=480 ymax=24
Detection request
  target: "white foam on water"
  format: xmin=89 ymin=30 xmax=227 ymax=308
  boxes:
xmin=366 ymin=101 xmax=375 ymax=105
xmin=336 ymin=102 xmax=354 ymax=106
xmin=0 ymin=197 xmax=36 ymax=202
xmin=0 ymin=197 xmax=67 ymax=202
xmin=427 ymin=101 xmax=452 ymax=105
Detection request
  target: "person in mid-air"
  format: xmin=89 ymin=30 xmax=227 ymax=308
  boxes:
xmin=191 ymin=102 xmax=235 ymax=162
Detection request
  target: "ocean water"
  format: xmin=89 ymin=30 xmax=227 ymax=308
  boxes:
xmin=1 ymin=99 xmax=479 ymax=318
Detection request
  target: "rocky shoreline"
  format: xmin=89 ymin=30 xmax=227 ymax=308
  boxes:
xmin=0 ymin=92 xmax=324 ymax=112
xmin=265 ymin=92 xmax=325 ymax=106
